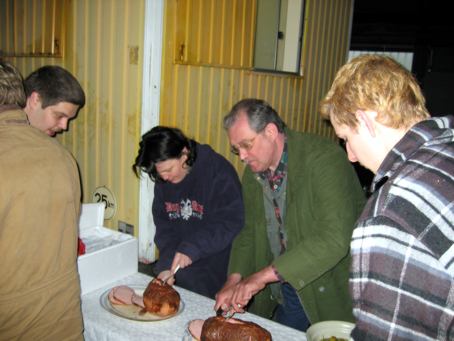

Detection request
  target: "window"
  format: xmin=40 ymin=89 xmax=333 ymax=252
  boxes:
xmin=254 ymin=0 xmax=304 ymax=73
xmin=348 ymin=50 xmax=414 ymax=71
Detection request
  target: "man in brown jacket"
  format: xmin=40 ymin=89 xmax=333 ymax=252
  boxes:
xmin=0 ymin=60 xmax=84 ymax=340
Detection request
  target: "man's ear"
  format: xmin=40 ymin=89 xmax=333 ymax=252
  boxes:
xmin=263 ymin=122 xmax=279 ymax=139
xmin=355 ymin=110 xmax=377 ymax=138
xmin=28 ymin=92 xmax=41 ymax=108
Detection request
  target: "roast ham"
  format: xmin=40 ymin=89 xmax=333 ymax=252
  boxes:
xmin=107 ymin=279 xmax=180 ymax=316
xmin=142 ymin=278 xmax=180 ymax=317
xmin=189 ymin=316 xmax=272 ymax=341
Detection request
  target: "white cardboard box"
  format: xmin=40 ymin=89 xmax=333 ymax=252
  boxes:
xmin=77 ymin=203 xmax=138 ymax=294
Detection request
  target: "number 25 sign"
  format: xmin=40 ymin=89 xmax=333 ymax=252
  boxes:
xmin=92 ymin=186 xmax=117 ymax=219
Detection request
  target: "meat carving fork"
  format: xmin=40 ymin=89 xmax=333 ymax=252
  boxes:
xmin=216 ymin=307 xmax=234 ymax=319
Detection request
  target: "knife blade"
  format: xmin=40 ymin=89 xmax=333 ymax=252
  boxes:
xmin=162 ymin=264 xmax=180 ymax=284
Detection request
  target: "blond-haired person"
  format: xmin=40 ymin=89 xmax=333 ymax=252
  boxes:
xmin=0 ymin=60 xmax=83 ymax=340
xmin=320 ymin=54 xmax=454 ymax=340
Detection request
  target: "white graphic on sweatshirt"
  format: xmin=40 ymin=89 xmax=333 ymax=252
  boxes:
xmin=164 ymin=199 xmax=204 ymax=220
xmin=180 ymin=199 xmax=193 ymax=220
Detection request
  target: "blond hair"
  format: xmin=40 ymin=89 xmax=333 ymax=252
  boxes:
xmin=0 ymin=60 xmax=26 ymax=107
xmin=319 ymin=54 xmax=429 ymax=129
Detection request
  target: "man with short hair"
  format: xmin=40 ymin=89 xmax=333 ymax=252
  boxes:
xmin=0 ymin=60 xmax=83 ymax=340
xmin=24 ymin=65 xmax=85 ymax=136
xmin=319 ymin=54 xmax=454 ymax=340
xmin=215 ymin=98 xmax=365 ymax=331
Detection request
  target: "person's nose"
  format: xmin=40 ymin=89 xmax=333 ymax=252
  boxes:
xmin=238 ymin=148 xmax=248 ymax=162
xmin=58 ymin=117 xmax=69 ymax=130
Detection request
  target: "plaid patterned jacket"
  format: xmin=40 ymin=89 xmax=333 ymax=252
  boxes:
xmin=350 ymin=116 xmax=454 ymax=340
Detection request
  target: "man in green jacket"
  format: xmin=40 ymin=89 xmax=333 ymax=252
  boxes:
xmin=215 ymin=98 xmax=365 ymax=331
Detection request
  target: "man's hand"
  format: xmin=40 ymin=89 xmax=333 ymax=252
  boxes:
xmin=214 ymin=266 xmax=280 ymax=314
xmin=229 ymin=266 xmax=277 ymax=312
xmin=214 ymin=273 xmax=242 ymax=313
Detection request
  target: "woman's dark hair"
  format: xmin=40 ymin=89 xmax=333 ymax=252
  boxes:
xmin=132 ymin=126 xmax=197 ymax=182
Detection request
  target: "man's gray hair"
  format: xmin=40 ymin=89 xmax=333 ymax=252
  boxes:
xmin=223 ymin=98 xmax=286 ymax=133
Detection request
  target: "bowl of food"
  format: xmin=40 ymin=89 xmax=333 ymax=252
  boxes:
xmin=306 ymin=320 xmax=354 ymax=341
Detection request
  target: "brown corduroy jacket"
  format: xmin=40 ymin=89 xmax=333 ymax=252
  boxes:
xmin=0 ymin=108 xmax=83 ymax=340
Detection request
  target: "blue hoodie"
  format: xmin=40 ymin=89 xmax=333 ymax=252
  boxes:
xmin=153 ymin=143 xmax=244 ymax=298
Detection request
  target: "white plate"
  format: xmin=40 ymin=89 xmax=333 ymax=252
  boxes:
xmin=99 ymin=285 xmax=184 ymax=321
xmin=182 ymin=328 xmax=197 ymax=341
xmin=306 ymin=320 xmax=354 ymax=341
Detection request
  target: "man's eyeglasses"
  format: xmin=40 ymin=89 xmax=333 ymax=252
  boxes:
xmin=230 ymin=135 xmax=258 ymax=155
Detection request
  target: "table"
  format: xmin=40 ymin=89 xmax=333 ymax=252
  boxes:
xmin=82 ymin=272 xmax=307 ymax=341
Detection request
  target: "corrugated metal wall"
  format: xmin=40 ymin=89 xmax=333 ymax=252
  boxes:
xmin=173 ymin=0 xmax=256 ymax=68
xmin=0 ymin=0 xmax=66 ymax=57
xmin=160 ymin=0 xmax=353 ymax=171
xmin=1 ymin=0 xmax=353 ymax=234
xmin=1 ymin=0 xmax=145 ymax=231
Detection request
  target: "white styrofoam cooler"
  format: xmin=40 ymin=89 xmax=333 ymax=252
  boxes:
xmin=77 ymin=203 xmax=138 ymax=294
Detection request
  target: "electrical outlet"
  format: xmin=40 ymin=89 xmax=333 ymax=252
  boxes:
xmin=118 ymin=221 xmax=134 ymax=236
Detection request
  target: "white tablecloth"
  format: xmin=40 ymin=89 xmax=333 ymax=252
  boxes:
xmin=82 ymin=272 xmax=307 ymax=341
